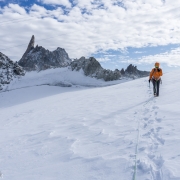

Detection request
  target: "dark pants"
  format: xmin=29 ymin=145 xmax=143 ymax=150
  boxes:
xmin=152 ymin=79 xmax=160 ymax=96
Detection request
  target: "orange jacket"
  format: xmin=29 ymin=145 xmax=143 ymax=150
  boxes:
xmin=149 ymin=68 xmax=163 ymax=80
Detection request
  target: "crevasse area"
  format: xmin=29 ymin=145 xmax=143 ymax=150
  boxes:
xmin=0 ymin=69 xmax=180 ymax=180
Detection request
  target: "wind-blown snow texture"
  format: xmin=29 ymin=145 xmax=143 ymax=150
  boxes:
xmin=0 ymin=70 xmax=180 ymax=180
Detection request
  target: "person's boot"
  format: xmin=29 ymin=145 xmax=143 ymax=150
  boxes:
xmin=154 ymin=91 xmax=156 ymax=96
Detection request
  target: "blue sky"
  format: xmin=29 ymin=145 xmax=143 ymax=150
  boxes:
xmin=1 ymin=0 xmax=180 ymax=72
xmin=1 ymin=0 xmax=68 ymax=10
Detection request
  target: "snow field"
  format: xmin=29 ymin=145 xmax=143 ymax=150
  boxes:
xmin=0 ymin=69 xmax=180 ymax=179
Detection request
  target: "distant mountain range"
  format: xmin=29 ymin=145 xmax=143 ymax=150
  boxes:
xmin=0 ymin=35 xmax=149 ymax=90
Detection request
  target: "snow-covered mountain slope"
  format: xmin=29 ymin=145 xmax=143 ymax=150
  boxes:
xmin=0 ymin=70 xmax=180 ymax=180
xmin=0 ymin=52 xmax=25 ymax=90
xmin=0 ymin=67 xmax=128 ymax=92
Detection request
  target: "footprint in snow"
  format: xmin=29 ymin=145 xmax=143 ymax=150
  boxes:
xmin=143 ymin=108 xmax=150 ymax=115
xmin=148 ymin=153 xmax=155 ymax=159
xmin=148 ymin=119 xmax=154 ymax=124
xmin=139 ymin=147 xmax=146 ymax=151
xmin=149 ymin=143 xmax=159 ymax=151
xmin=151 ymin=155 xmax=164 ymax=169
xmin=154 ymin=112 xmax=158 ymax=116
xmin=137 ymin=159 xmax=151 ymax=173
xmin=156 ymin=127 xmax=163 ymax=132
xmin=156 ymin=118 xmax=162 ymax=123
xmin=143 ymin=123 xmax=147 ymax=128
xmin=152 ymin=106 xmax=159 ymax=110
xmin=142 ymin=131 xmax=151 ymax=137
xmin=150 ymin=169 xmax=163 ymax=180
xmin=143 ymin=117 xmax=149 ymax=121
xmin=156 ymin=136 xmax=165 ymax=145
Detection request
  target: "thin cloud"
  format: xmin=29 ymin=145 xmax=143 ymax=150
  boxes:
xmin=0 ymin=1 xmax=180 ymax=68
xmin=122 ymin=47 xmax=180 ymax=67
xmin=134 ymin=51 xmax=144 ymax=54
xmin=40 ymin=0 xmax=72 ymax=8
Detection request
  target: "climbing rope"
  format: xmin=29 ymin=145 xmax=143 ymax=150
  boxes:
xmin=132 ymin=118 xmax=141 ymax=180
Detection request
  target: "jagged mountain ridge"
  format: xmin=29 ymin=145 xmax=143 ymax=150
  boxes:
xmin=0 ymin=35 xmax=150 ymax=91
xmin=18 ymin=35 xmax=71 ymax=71
xmin=18 ymin=35 xmax=122 ymax=81
xmin=0 ymin=52 xmax=25 ymax=90
xmin=18 ymin=35 xmax=149 ymax=81
xmin=71 ymin=57 xmax=121 ymax=81
xmin=121 ymin=64 xmax=149 ymax=78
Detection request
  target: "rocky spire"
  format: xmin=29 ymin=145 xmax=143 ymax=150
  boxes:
xmin=18 ymin=35 xmax=72 ymax=71
xmin=21 ymin=35 xmax=35 ymax=60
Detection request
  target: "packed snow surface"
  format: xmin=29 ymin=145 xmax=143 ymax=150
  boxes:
xmin=0 ymin=68 xmax=180 ymax=180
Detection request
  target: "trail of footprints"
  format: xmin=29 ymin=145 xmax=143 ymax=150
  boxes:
xmin=131 ymin=92 xmax=165 ymax=180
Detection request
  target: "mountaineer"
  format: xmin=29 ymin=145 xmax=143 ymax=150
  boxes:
xmin=149 ymin=62 xmax=163 ymax=97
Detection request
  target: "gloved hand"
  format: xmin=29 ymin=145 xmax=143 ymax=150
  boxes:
xmin=149 ymin=79 xmax=151 ymax=83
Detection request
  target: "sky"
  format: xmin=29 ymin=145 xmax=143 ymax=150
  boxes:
xmin=1 ymin=0 xmax=180 ymax=71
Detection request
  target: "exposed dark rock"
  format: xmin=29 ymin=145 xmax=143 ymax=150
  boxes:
xmin=18 ymin=36 xmax=71 ymax=71
xmin=21 ymin=35 xmax=35 ymax=61
xmin=120 ymin=68 xmax=125 ymax=75
xmin=124 ymin=64 xmax=149 ymax=78
xmin=70 ymin=57 xmax=121 ymax=81
xmin=0 ymin=52 xmax=25 ymax=90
